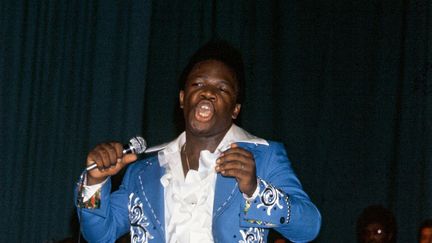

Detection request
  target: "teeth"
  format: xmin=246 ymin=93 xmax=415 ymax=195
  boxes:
xmin=200 ymin=104 xmax=210 ymax=110
xmin=196 ymin=101 xmax=213 ymax=119
xmin=199 ymin=110 xmax=210 ymax=117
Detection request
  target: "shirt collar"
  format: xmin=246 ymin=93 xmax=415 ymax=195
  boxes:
xmin=158 ymin=124 xmax=269 ymax=167
xmin=216 ymin=124 xmax=269 ymax=151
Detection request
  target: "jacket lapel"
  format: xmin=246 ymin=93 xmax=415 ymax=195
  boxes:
xmin=136 ymin=162 xmax=166 ymax=241
xmin=212 ymin=173 xmax=240 ymax=219
xmin=212 ymin=143 xmax=259 ymax=219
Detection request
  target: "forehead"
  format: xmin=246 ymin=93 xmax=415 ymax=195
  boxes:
xmin=187 ymin=59 xmax=238 ymax=86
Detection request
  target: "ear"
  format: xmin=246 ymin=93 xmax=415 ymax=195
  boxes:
xmin=179 ymin=90 xmax=184 ymax=109
xmin=231 ymin=104 xmax=241 ymax=119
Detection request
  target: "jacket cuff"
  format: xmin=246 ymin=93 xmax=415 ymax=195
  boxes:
xmin=76 ymin=172 xmax=106 ymax=209
xmin=241 ymin=178 xmax=291 ymax=227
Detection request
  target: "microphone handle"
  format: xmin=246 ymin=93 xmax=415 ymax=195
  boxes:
xmin=86 ymin=162 xmax=101 ymax=171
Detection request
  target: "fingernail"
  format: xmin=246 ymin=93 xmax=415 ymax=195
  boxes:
xmin=117 ymin=158 xmax=122 ymax=163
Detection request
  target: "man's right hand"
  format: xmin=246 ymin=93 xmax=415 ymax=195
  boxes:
xmin=86 ymin=142 xmax=137 ymax=185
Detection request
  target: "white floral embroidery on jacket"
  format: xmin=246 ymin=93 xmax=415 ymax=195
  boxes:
xmin=240 ymin=227 xmax=264 ymax=243
xmin=257 ymin=180 xmax=283 ymax=216
xmin=128 ymin=193 xmax=154 ymax=243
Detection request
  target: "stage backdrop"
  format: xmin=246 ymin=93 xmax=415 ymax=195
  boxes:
xmin=1 ymin=1 xmax=431 ymax=242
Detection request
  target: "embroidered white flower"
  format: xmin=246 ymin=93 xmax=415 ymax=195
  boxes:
xmin=239 ymin=227 xmax=264 ymax=243
xmin=128 ymin=193 xmax=154 ymax=243
xmin=256 ymin=180 xmax=283 ymax=216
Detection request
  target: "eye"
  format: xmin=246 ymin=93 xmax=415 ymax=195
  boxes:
xmin=190 ymin=78 xmax=205 ymax=87
xmin=219 ymin=85 xmax=232 ymax=94
xmin=191 ymin=82 xmax=203 ymax=87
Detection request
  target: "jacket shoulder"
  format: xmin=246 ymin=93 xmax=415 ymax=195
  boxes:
xmin=124 ymin=155 xmax=161 ymax=178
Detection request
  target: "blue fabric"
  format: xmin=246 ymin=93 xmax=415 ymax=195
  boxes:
xmin=76 ymin=141 xmax=321 ymax=243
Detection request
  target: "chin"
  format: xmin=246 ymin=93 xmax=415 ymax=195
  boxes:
xmin=188 ymin=121 xmax=213 ymax=134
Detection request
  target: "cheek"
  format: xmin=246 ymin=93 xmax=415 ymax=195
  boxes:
xmin=183 ymin=92 xmax=197 ymax=106
xmin=220 ymin=101 xmax=236 ymax=114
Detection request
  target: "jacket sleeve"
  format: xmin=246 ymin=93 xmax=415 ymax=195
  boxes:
xmin=239 ymin=142 xmax=321 ymax=243
xmin=74 ymin=170 xmax=133 ymax=243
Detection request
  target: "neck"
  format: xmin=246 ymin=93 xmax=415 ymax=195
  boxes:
xmin=184 ymin=127 xmax=230 ymax=153
xmin=181 ymin=127 xmax=230 ymax=175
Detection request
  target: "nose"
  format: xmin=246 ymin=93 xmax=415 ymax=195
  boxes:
xmin=200 ymin=87 xmax=217 ymax=101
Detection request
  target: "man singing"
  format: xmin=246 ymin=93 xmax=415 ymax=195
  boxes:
xmin=75 ymin=40 xmax=321 ymax=243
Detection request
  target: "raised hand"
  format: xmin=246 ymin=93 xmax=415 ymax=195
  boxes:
xmin=86 ymin=142 xmax=137 ymax=185
xmin=215 ymin=143 xmax=257 ymax=196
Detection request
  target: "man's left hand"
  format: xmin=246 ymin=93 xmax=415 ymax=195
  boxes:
xmin=215 ymin=143 xmax=257 ymax=197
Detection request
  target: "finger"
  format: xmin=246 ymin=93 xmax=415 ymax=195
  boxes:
xmin=109 ymin=142 xmax=124 ymax=162
xmin=223 ymin=162 xmax=254 ymax=177
xmin=220 ymin=146 xmax=253 ymax=159
xmin=86 ymin=151 xmax=110 ymax=182
xmin=219 ymin=164 xmax=249 ymax=179
xmin=87 ymin=151 xmax=102 ymax=169
xmin=219 ymin=165 xmax=257 ymax=196
xmin=105 ymin=142 xmax=137 ymax=166
xmin=98 ymin=144 xmax=118 ymax=168
xmin=217 ymin=152 xmax=254 ymax=170
xmin=219 ymin=153 xmax=253 ymax=164
xmin=218 ymin=159 xmax=247 ymax=171
xmin=122 ymin=153 xmax=138 ymax=165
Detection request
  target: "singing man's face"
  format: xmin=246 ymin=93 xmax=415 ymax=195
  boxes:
xmin=179 ymin=59 xmax=241 ymax=137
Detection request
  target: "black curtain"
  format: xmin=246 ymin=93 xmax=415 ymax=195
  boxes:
xmin=1 ymin=1 xmax=430 ymax=242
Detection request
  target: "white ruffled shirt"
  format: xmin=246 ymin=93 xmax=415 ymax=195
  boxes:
xmin=158 ymin=124 xmax=268 ymax=243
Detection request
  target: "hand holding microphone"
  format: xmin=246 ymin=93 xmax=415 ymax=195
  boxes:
xmin=86 ymin=137 xmax=149 ymax=185
xmin=85 ymin=136 xmax=167 ymax=185
xmin=86 ymin=136 xmax=147 ymax=171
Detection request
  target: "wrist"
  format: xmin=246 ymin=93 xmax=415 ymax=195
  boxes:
xmin=243 ymin=178 xmax=260 ymax=199
xmin=245 ymin=187 xmax=256 ymax=197
xmin=86 ymin=173 xmax=107 ymax=186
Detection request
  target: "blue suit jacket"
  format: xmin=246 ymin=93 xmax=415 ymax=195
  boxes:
xmin=76 ymin=141 xmax=321 ymax=243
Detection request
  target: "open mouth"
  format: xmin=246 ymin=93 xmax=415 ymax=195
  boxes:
xmin=194 ymin=100 xmax=214 ymax=122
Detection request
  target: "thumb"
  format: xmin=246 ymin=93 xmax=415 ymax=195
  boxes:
xmin=122 ymin=153 xmax=138 ymax=165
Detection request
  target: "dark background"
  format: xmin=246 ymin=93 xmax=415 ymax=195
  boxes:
xmin=1 ymin=1 xmax=431 ymax=242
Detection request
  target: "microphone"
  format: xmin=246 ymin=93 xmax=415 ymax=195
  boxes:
xmin=86 ymin=136 xmax=148 ymax=171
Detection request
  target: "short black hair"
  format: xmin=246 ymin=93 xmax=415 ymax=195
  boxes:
xmin=356 ymin=205 xmax=397 ymax=243
xmin=179 ymin=39 xmax=245 ymax=104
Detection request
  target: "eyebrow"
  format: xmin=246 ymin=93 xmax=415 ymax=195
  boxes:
xmin=217 ymin=79 xmax=235 ymax=86
xmin=190 ymin=75 xmax=235 ymax=86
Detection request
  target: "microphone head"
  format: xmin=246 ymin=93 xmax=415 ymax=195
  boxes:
xmin=129 ymin=136 xmax=147 ymax=154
